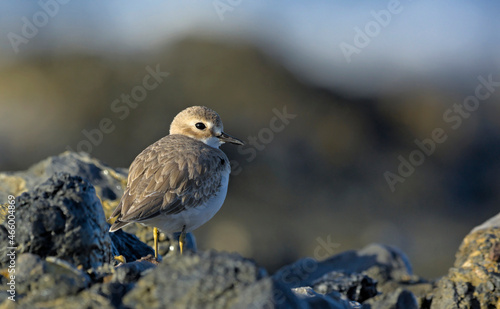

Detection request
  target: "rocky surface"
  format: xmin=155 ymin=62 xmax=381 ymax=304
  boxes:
xmin=123 ymin=250 xmax=273 ymax=308
xmin=0 ymin=173 xmax=113 ymax=269
xmin=431 ymin=224 xmax=500 ymax=309
xmin=0 ymin=151 xmax=127 ymax=207
xmin=3 ymin=40 xmax=500 ymax=281
xmin=0 ymin=152 xmax=498 ymax=308
xmin=0 ymin=151 xmax=192 ymax=258
xmin=272 ymin=243 xmax=431 ymax=309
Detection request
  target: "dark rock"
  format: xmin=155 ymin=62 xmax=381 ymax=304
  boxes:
xmin=396 ymin=290 xmax=419 ymax=309
xmin=112 ymin=260 xmax=156 ymax=284
xmin=90 ymin=282 xmax=133 ymax=308
xmin=272 ymin=279 xmax=311 ymax=309
xmin=362 ymin=288 xmax=418 ymax=309
xmin=0 ymin=151 xmax=127 ymax=205
xmin=14 ymin=253 xmax=90 ymax=304
xmin=5 ymin=152 xmax=496 ymax=308
xmin=431 ymin=224 xmax=500 ymax=309
xmin=312 ymin=271 xmax=378 ymax=303
xmin=109 ymin=228 xmax=155 ymax=262
xmin=0 ymin=151 xmax=198 ymax=261
xmin=0 ymin=173 xmax=112 ymax=270
xmin=292 ymin=287 xmax=357 ymax=309
xmin=272 ymin=244 xmax=432 ymax=308
xmin=0 ymin=151 xmax=197 ymax=262
xmin=6 ymin=254 xmax=135 ymax=308
xmin=123 ymin=250 xmax=304 ymax=309
xmin=272 ymin=243 xmax=413 ymax=289
xmin=355 ymin=244 xmax=414 ymax=283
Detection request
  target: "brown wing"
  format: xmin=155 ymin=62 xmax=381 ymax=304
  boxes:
xmin=110 ymin=135 xmax=228 ymax=228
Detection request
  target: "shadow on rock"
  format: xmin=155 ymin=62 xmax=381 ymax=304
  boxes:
xmin=0 ymin=152 xmax=498 ymax=308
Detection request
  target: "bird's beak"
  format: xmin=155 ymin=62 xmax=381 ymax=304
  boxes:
xmin=218 ymin=132 xmax=244 ymax=145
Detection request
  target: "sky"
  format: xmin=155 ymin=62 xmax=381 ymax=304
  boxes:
xmin=0 ymin=0 xmax=499 ymax=95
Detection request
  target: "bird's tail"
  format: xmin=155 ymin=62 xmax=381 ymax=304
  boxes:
xmin=109 ymin=219 xmax=130 ymax=232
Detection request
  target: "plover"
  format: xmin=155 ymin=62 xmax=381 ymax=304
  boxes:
xmin=109 ymin=106 xmax=244 ymax=258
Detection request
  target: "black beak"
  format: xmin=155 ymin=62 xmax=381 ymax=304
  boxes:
xmin=218 ymin=132 xmax=244 ymax=145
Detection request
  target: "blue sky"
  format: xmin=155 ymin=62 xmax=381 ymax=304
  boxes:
xmin=1 ymin=0 xmax=499 ymax=95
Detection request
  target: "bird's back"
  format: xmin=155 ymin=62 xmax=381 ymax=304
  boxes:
xmin=109 ymin=134 xmax=230 ymax=232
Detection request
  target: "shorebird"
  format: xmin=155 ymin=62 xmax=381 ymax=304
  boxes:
xmin=109 ymin=106 xmax=244 ymax=258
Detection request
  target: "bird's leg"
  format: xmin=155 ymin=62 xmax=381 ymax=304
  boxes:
xmin=179 ymin=225 xmax=186 ymax=255
xmin=154 ymin=227 xmax=159 ymax=259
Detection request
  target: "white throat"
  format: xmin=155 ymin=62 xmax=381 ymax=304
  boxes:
xmin=202 ymin=136 xmax=222 ymax=148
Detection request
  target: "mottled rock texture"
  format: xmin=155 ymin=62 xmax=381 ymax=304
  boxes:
xmin=0 ymin=173 xmax=112 ymax=269
xmin=431 ymin=223 xmax=500 ymax=309
xmin=0 ymin=153 xmax=498 ymax=308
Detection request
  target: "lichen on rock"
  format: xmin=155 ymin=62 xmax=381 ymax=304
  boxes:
xmin=431 ymin=222 xmax=500 ymax=309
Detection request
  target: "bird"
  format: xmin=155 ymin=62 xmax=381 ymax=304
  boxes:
xmin=108 ymin=106 xmax=244 ymax=259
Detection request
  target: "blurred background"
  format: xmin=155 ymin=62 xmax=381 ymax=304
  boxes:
xmin=1 ymin=0 xmax=500 ymax=279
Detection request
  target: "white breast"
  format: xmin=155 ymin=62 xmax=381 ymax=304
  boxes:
xmin=144 ymin=170 xmax=230 ymax=233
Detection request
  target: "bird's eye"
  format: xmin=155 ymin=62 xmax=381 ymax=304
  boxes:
xmin=195 ymin=122 xmax=206 ymax=130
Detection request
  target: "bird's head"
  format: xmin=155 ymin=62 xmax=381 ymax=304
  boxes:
xmin=170 ymin=106 xmax=244 ymax=148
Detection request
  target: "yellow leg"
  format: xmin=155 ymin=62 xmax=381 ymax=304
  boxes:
xmin=154 ymin=227 xmax=159 ymax=259
xmin=179 ymin=225 xmax=186 ymax=255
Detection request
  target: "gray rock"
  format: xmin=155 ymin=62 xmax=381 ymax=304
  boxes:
xmin=356 ymin=244 xmax=414 ymax=283
xmin=272 ymin=243 xmax=413 ymax=290
xmin=13 ymin=253 xmax=91 ymax=304
xmin=89 ymin=282 xmax=133 ymax=308
xmin=123 ymin=250 xmax=303 ymax=309
xmin=292 ymin=287 xmax=356 ymax=309
xmin=272 ymin=279 xmax=310 ymax=309
xmin=362 ymin=288 xmax=418 ymax=309
xmin=4 ymin=152 xmax=491 ymax=308
xmin=0 ymin=151 xmax=196 ymax=261
xmin=312 ymin=271 xmax=378 ymax=303
xmin=0 ymin=151 xmax=127 ymax=204
xmin=470 ymin=211 xmax=500 ymax=233
xmin=272 ymin=243 xmax=431 ymax=308
xmin=395 ymin=290 xmax=418 ymax=309
xmin=0 ymin=173 xmax=112 ymax=270
xmin=112 ymin=259 xmax=157 ymax=284
xmin=431 ymin=225 xmax=500 ymax=309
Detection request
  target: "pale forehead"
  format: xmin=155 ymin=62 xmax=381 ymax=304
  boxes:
xmin=180 ymin=106 xmax=222 ymax=127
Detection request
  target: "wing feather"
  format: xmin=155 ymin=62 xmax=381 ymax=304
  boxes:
xmin=111 ymin=135 xmax=229 ymax=225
